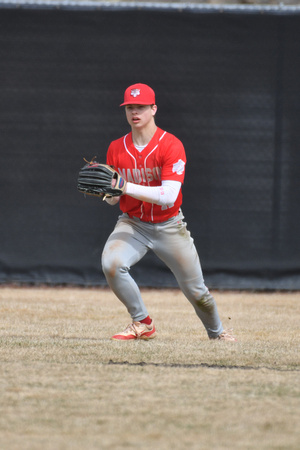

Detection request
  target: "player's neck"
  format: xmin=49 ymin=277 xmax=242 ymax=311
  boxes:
xmin=131 ymin=123 xmax=157 ymax=147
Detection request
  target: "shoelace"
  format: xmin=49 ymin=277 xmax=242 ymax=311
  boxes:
xmin=132 ymin=322 xmax=147 ymax=337
xmin=124 ymin=322 xmax=144 ymax=337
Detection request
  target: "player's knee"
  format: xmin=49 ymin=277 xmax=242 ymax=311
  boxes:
xmin=101 ymin=256 xmax=116 ymax=279
xmin=195 ymin=291 xmax=215 ymax=309
xmin=101 ymin=253 xmax=126 ymax=279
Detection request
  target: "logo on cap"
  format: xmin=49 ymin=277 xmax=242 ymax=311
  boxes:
xmin=131 ymin=88 xmax=141 ymax=98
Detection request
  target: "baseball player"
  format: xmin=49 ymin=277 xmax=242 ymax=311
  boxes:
xmin=101 ymin=83 xmax=236 ymax=342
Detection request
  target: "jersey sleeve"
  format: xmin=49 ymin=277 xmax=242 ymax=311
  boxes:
xmin=160 ymin=134 xmax=186 ymax=183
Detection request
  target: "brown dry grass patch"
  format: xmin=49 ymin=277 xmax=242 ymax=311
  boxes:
xmin=0 ymin=286 xmax=299 ymax=449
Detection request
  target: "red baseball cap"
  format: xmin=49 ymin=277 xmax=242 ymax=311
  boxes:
xmin=120 ymin=83 xmax=156 ymax=106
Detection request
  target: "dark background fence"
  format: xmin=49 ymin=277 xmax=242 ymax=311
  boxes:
xmin=1 ymin=3 xmax=300 ymax=289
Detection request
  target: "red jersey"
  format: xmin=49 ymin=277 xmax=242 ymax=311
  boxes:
xmin=106 ymin=127 xmax=186 ymax=223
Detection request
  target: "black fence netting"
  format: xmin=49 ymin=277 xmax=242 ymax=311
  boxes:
xmin=0 ymin=3 xmax=300 ymax=289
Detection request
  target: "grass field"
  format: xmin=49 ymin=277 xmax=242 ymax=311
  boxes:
xmin=0 ymin=286 xmax=299 ymax=449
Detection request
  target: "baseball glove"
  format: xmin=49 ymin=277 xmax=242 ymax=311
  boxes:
xmin=77 ymin=159 xmax=126 ymax=199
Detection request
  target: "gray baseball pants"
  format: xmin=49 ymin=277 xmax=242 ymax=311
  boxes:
xmin=101 ymin=211 xmax=223 ymax=338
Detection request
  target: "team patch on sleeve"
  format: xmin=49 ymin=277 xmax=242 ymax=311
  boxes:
xmin=172 ymin=159 xmax=185 ymax=175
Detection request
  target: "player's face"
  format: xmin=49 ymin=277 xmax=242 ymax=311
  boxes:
xmin=125 ymin=104 xmax=157 ymax=129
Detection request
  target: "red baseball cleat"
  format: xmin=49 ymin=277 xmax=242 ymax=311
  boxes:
xmin=111 ymin=321 xmax=156 ymax=341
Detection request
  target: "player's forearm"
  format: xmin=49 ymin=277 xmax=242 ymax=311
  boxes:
xmin=125 ymin=180 xmax=181 ymax=206
xmin=125 ymin=183 xmax=160 ymax=204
